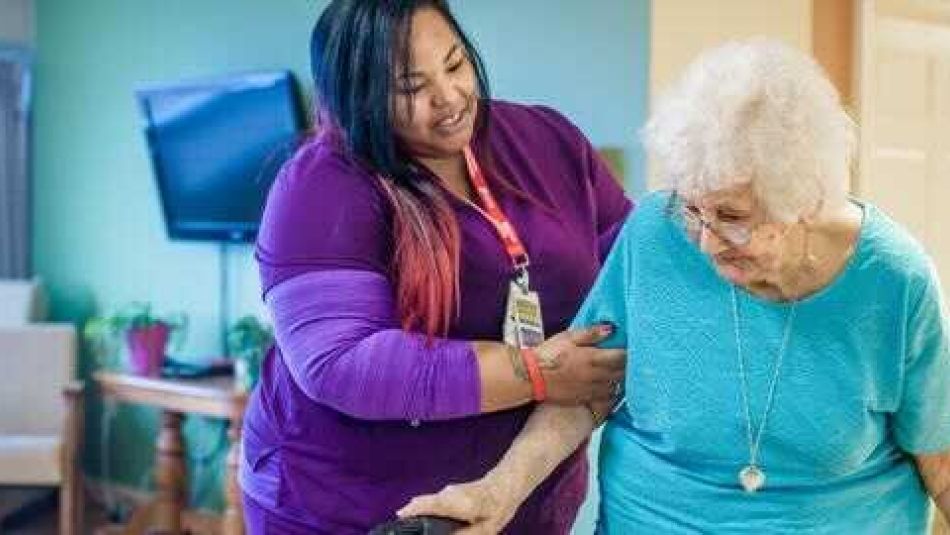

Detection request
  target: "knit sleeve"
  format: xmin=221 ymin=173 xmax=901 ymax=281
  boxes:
xmin=267 ymin=269 xmax=481 ymax=421
xmin=893 ymin=263 xmax=950 ymax=453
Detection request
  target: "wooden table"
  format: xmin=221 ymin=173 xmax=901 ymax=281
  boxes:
xmin=94 ymin=372 xmax=248 ymax=535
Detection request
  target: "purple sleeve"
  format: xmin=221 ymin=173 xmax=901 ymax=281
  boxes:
xmin=267 ymin=269 xmax=481 ymax=421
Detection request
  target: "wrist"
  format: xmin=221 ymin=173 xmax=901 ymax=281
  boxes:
xmin=520 ymin=347 xmax=547 ymax=402
xmin=499 ymin=343 xmax=534 ymax=404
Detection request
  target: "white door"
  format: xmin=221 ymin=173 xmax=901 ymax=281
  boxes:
xmin=856 ymin=0 xmax=950 ymax=297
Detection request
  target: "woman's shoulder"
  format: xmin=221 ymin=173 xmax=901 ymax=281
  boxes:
xmin=256 ymin=133 xmax=392 ymax=272
xmin=856 ymin=201 xmax=936 ymax=289
xmin=621 ymin=190 xmax=675 ymax=227
xmin=487 ymin=100 xmax=584 ymax=143
xmin=635 ymin=190 xmax=675 ymax=212
xmin=611 ymin=190 xmax=678 ymax=245
xmin=487 ymin=99 xmax=566 ymax=122
xmin=270 ymin=133 xmax=387 ymax=207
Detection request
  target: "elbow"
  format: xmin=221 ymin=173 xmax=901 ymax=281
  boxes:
xmin=278 ymin=331 xmax=414 ymax=421
xmin=915 ymin=451 xmax=950 ymax=499
xmin=281 ymin=343 xmax=379 ymax=418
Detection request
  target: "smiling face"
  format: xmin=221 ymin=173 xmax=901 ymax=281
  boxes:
xmin=681 ymin=182 xmax=795 ymax=287
xmin=391 ymin=8 xmax=478 ymax=161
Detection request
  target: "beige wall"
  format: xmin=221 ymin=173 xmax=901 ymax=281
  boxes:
xmin=814 ymin=0 xmax=856 ymax=107
xmin=0 ymin=0 xmax=33 ymax=45
xmin=646 ymin=0 xmax=816 ymax=189
xmin=650 ymin=0 xmax=813 ymax=98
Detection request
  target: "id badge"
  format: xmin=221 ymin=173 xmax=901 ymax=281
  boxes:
xmin=503 ymin=275 xmax=545 ymax=348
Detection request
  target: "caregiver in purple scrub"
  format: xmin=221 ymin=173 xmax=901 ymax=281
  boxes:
xmin=239 ymin=1 xmax=631 ymax=532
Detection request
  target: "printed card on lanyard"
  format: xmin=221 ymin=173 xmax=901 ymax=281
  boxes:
xmin=463 ymin=147 xmax=544 ymax=348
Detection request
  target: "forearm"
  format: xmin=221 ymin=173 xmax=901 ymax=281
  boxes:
xmin=482 ymin=403 xmax=599 ymax=503
xmin=474 ymin=341 xmax=534 ymax=412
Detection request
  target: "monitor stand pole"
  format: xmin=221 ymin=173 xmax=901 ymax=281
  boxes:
xmin=218 ymin=242 xmax=231 ymax=357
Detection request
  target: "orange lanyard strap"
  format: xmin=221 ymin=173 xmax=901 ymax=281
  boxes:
xmin=462 ymin=146 xmax=530 ymax=271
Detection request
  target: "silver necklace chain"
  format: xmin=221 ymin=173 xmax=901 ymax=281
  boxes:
xmin=731 ymin=286 xmax=797 ymax=469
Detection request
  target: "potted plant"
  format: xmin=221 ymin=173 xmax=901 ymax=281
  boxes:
xmin=84 ymin=302 xmax=187 ymax=376
xmin=227 ymin=315 xmax=273 ymax=392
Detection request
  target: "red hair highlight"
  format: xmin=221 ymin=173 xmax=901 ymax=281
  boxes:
xmin=378 ymin=178 xmax=461 ymax=338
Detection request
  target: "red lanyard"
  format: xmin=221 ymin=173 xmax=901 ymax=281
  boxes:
xmin=462 ymin=146 xmax=530 ymax=271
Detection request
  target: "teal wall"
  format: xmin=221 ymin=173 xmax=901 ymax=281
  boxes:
xmin=451 ymin=0 xmax=651 ymax=194
xmin=34 ymin=0 xmax=318 ymax=512
xmin=33 ymin=0 xmax=649 ymax=522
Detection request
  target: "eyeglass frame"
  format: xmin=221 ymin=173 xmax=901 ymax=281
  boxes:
xmin=672 ymin=194 xmax=763 ymax=247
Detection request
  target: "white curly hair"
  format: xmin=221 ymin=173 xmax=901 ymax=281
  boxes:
xmin=642 ymin=38 xmax=855 ymax=222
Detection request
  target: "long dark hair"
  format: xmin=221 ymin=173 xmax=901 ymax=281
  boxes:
xmin=310 ymin=0 xmax=491 ymax=337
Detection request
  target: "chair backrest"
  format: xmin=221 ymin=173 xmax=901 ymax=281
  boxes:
xmin=0 ymin=278 xmax=46 ymax=326
xmin=0 ymin=324 xmax=76 ymax=435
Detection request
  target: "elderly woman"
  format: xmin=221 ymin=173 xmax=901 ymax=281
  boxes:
xmin=400 ymin=39 xmax=950 ymax=533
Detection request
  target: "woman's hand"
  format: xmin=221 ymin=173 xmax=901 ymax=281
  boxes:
xmin=397 ymin=477 xmax=518 ymax=535
xmin=538 ymin=323 xmax=626 ymax=405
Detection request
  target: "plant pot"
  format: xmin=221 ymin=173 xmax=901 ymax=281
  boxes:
xmin=126 ymin=323 xmax=170 ymax=377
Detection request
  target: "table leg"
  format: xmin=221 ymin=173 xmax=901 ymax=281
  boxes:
xmin=154 ymin=411 xmax=185 ymax=534
xmin=222 ymin=412 xmax=245 ymax=535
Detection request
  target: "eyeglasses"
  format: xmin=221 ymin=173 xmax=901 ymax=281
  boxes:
xmin=681 ymin=204 xmax=755 ymax=247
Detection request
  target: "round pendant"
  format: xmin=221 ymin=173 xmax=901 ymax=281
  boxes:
xmin=739 ymin=465 xmax=766 ymax=493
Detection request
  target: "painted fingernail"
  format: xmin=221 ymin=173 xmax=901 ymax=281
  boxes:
xmin=598 ymin=322 xmax=615 ymax=335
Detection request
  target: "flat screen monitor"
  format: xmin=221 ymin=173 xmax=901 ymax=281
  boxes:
xmin=136 ymin=70 xmax=304 ymax=242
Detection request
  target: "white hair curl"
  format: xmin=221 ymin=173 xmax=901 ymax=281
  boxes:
xmin=642 ymin=38 xmax=856 ymax=222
